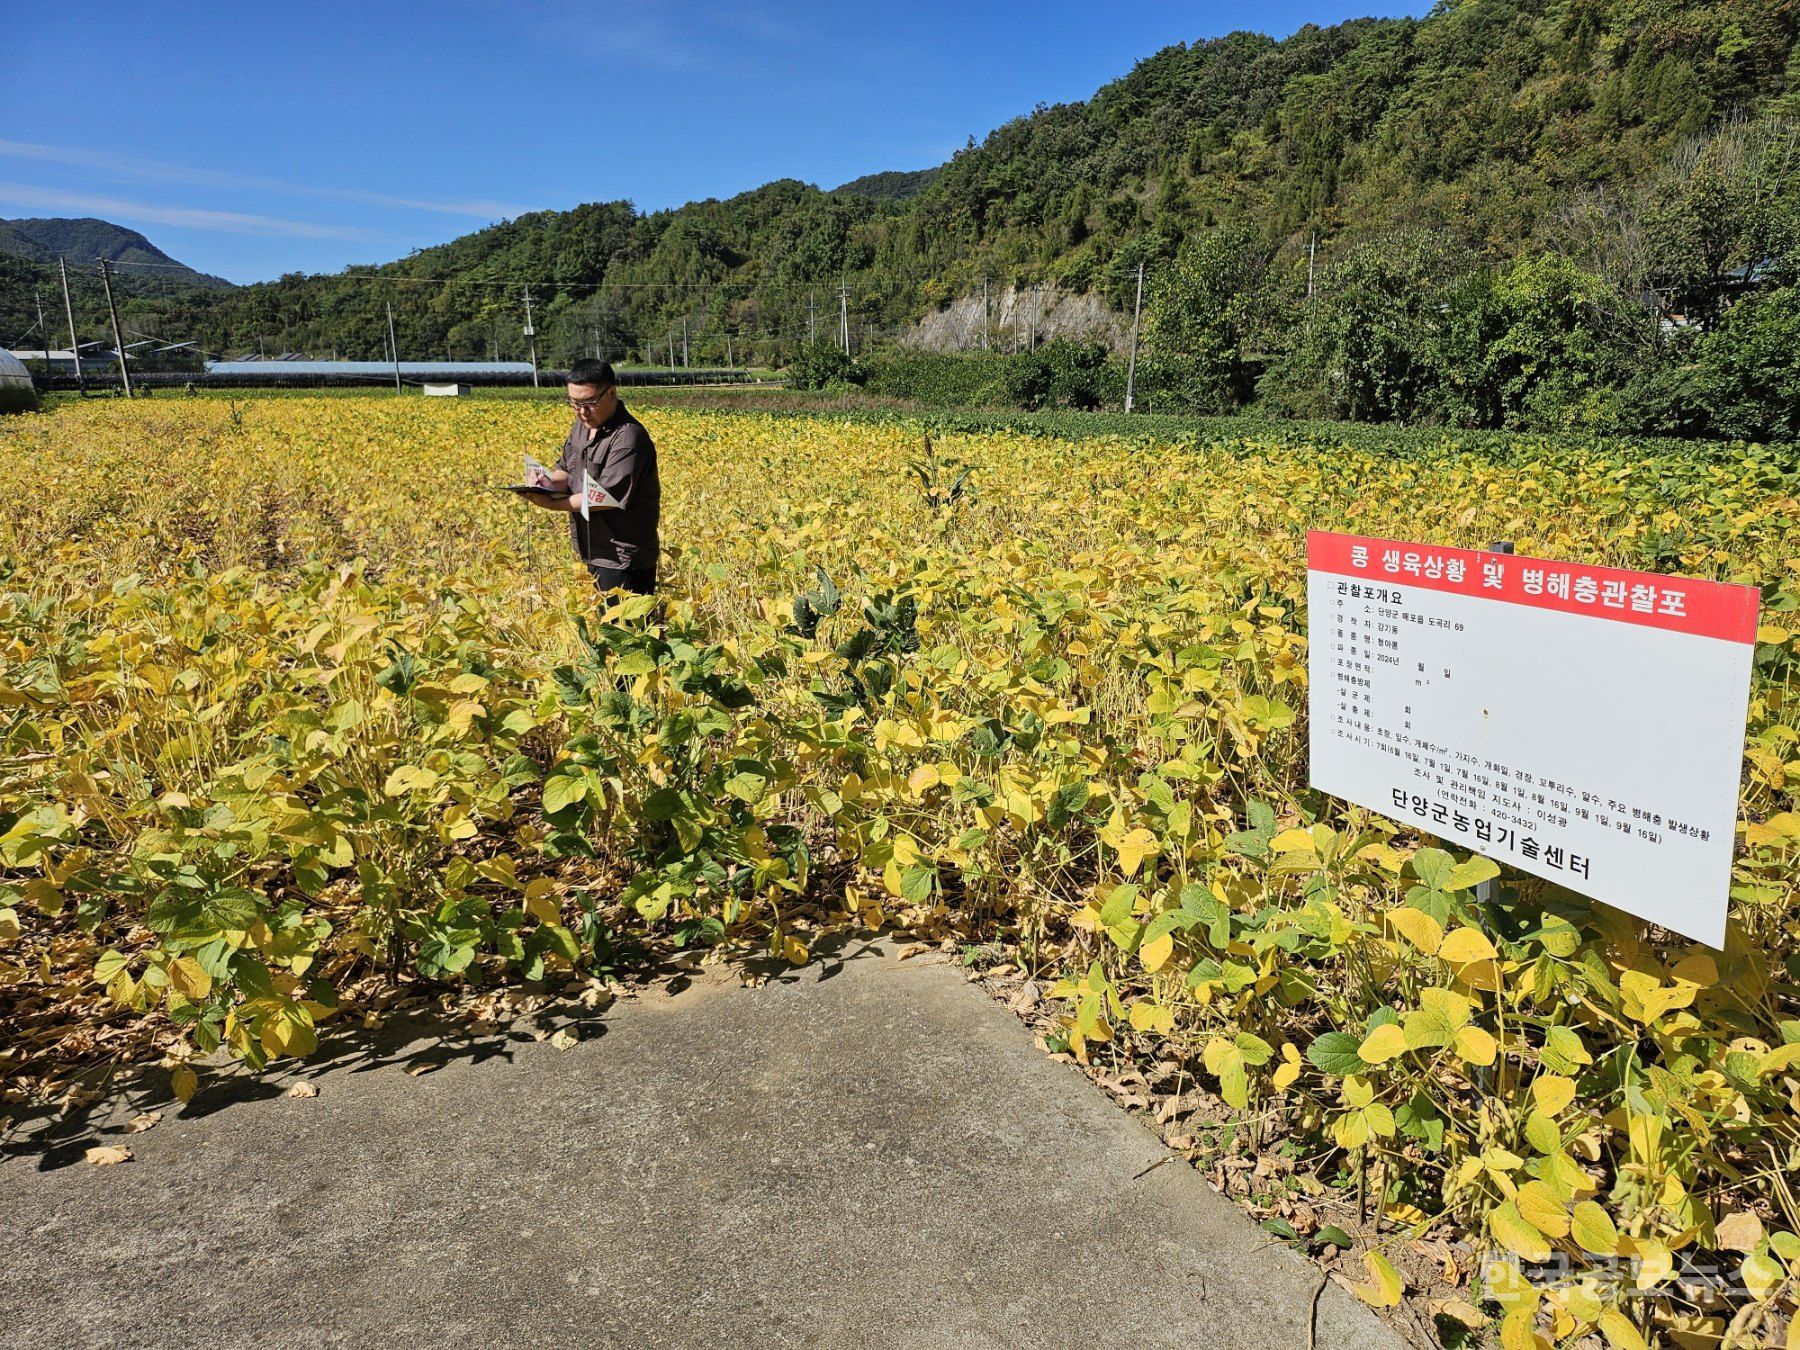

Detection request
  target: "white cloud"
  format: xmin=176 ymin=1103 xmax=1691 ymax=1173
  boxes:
xmin=0 ymin=182 xmax=380 ymax=240
xmin=0 ymin=140 xmax=528 ymax=220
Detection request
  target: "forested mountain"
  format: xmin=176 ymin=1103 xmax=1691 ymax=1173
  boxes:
xmin=0 ymin=218 xmax=228 ymax=287
xmin=832 ymin=168 xmax=943 ymax=201
xmin=6 ymin=0 xmax=1797 ymax=405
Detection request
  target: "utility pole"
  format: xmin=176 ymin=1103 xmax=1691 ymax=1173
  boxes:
xmin=58 ymin=256 xmax=84 ymax=389
xmin=522 ymin=287 xmax=539 ymax=387
xmin=980 ymin=273 xmax=989 ymax=350
xmin=1124 ymin=259 xmax=1144 ymax=414
xmin=807 ymin=289 xmax=816 ymax=346
xmin=668 ymin=331 xmax=675 ymax=371
xmin=33 ymin=290 xmax=49 ymax=373
xmin=1307 ymin=232 xmax=1318 ymax=303
xmin=838 ymin=277 xmax=850 ymax=356
xmin=386 ymin=301 xmax=401 ymax=392
xmin=1029 ymin=282 xmax=1038 ymax=352
xmin=726 ymin=332 xmax=733 ymax=371
xmin=98 ymin=258 xmax=132 ymax=399
xmin=681 ymin=315 xmax=689 ymax=368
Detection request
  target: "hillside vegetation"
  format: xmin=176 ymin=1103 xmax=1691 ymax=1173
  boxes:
xmin=5 ymin=0 xmax=1798 ymax=437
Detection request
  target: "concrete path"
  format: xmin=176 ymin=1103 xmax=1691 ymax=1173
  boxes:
xmin=0 ymin=938 xmax=1406 ymax=1350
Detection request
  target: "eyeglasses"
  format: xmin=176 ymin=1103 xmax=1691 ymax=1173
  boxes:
xmin=565 ymin=389 xmax=613 ymax=410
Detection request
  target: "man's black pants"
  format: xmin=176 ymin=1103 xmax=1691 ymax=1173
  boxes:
xmin=590 ymin=565 xmax=657 ymax=595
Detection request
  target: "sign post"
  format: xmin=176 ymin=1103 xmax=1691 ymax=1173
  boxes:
xmin=1306 ymin=530 xmax=1759 ymax=947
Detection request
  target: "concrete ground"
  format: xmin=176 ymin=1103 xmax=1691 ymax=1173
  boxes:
xmin=0 ymin=938 xmax=1407 ymax=1350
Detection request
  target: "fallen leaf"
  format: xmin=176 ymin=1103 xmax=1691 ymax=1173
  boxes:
xmin=895 ymin=942 xmax=933 ymax=962
xmin=85 ymin=1145 xmax=133 ymax=1166
xmin=287 ymin=1083 xmax=319 ymax=1099
xmin=406 ymin=1061 xmax=442 ymax=1076
xmin=549 ymin=1028 xmax=579 ymax=1050
xmin=1432 ymin=1298 xmax=1484 ymax=1330
xmin=125 ymin=1111 xmax=162 ymax=1133
xmin=1713 ymin=1210 xmax=1764 ymax=1253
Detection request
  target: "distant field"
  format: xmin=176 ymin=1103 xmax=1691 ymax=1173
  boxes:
xmin=3 ymin=396 xmax=1796 ymax=1343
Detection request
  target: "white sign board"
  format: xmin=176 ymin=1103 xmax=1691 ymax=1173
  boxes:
xmin=1307 ymin=530 xmax=1759 ymax=947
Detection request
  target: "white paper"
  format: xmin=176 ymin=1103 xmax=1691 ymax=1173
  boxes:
xmin=580 ymin=468 xmax=620 ymax=520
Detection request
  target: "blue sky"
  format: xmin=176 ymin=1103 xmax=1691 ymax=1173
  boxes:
xmin=6 ymin=1 xmax=1430 ymax=284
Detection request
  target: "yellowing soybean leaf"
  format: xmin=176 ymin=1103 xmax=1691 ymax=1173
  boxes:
xmin=1455 ymin=1025 xmax=1499 ymax=1067
xmin=1273 ymin=1044 xmax=1301 ymax=1091
xmin=1128 ymin=1001 xmax=1174 ymax=1035
xmin=1139 ymin=931 xmax=1175 ymax=973
xmin=1596 ymin=1309 xmax=1649 ymax=1350
xmin=1358 ymin=1022 xmax=1408 ymax=1065
xmin=1671 ymin=953 xmax=1718 ymax=986
xmin=1387 ymin=906 xmax=1443 ymax=955
xmin=1523 ymin=1110 xmax=1562 ymax=1156
xmin=1490 ymin=1200 xmax=1552 ymax=1261
xmin=1201 ymin=1036 xmax=1252 ymax=1109
xmin=168 ymin=956 xmax=212 ymax=1001
xmin=1484 ymin=1259 xmax=1540 ymax=1316
xmin=1561 ymin=1286 xmax=1604 ymax=1323
xmin=1499 ymin=1308 xmax=1549 ymax=1350
xmin=1350 ymin=1251 xmax=1404 ymax=1308
xmin=1741 ymin=1249 xmax=1783 ymax=1299
xmin=1531 ymin=1075 xmax=1577 ymax=1116
xmin=1619 ymin=1236 xmax=1672 ymax=1288
xmin=1115 ymin=828 xmax=1159 ymax=877
xmin=1570 ymin=1201 xmax=1618 ymax=1255
xmin=1439 ymin=927 xmax=1499 ymax=965
xmin=1444 ymin=856 xmax=1501 ymax=892
xmin=382 ymin=764 xmax=439 ymax=796
xmin=1516 ymin=1180 xmax=1571 ymax=1239
xmin=1270 ymin=827 xmax=1318 ymax=855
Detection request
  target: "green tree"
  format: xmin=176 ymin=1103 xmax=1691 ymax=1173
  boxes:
xmin=1260 ymin=231 xmax=1466 ymax=422
xmin=1432 ymin=254 xmax=1619 ymax=430
xmin=1689 ymin=285 xmax=1800 ymax=441
xmin=1137 ymin=228 xmax=1266 ymax=413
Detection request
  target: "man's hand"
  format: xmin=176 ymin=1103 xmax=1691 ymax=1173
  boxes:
xmin=526 ymin=468 xmax=575 ymax=510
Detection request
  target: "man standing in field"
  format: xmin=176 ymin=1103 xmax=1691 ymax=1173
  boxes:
xmin=529 ymin=358 xmax=661 ymax=594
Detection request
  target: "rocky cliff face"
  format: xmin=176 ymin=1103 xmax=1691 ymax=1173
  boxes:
xmin=897 ymin=284 xmax=1126 ymax=353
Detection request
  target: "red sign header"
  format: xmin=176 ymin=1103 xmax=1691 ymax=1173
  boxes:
xmin=1306 ymin=530 xmax=1759 ymax=645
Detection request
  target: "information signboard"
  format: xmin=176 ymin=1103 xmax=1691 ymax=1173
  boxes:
xmin=1306 ymin=530 xmax=1759 ymax=947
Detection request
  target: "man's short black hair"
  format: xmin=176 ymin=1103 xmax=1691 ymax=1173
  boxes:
xmin=566 ymin=358 xmax=615 ymax=389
